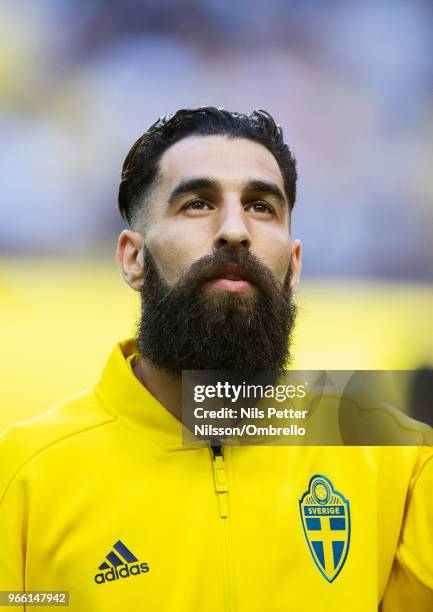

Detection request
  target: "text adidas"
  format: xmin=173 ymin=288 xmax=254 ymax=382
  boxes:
xmin=95 ymin=562 xmax=150 ymax=584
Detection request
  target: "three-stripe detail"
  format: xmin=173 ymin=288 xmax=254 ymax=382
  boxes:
xmin=98 ymin=540 xmax=139 ymax=570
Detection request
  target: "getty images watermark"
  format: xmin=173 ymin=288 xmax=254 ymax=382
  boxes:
xmin=192 ymin=379 xmax=309 ymax=438
xmin=181 ymin=370 xmax=433 ymax=446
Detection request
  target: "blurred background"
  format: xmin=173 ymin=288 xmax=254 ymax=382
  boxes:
xmin=1 ymin=0 xmax=432 ymax=431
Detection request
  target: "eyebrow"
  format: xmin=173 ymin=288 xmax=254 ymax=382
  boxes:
xmin=167 ymin=176 xmax=287 ymax=209
xmin=167 ymin=177 xmax=220 ymax=207
xmin=245 ymin=179 xmax=287 ymax=209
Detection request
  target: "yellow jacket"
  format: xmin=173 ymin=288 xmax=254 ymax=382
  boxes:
xmin=0 ymin=339 xmax=432 ymax=610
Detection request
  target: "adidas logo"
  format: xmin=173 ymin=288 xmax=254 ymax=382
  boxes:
xmin=94 ymin=540 xmax=150 ymax=584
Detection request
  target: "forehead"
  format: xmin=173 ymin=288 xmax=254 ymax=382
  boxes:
xmin=157 ymin=135 xmax=285 ymax=193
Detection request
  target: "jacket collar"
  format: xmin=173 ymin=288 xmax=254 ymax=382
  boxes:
xmin=94 ymin=338 xmax=192 ymax=450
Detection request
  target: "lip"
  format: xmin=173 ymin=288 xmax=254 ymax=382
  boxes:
xmin=206 ymin=278 xmax=254 ymax=293
xmin=205 ymin=264 xmax=256 ymax=293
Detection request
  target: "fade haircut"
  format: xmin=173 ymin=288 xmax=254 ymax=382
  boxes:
xmin=118 ymin=107 xmax=297 ymax=226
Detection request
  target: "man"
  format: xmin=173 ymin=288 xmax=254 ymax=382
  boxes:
xmin=0 ymin=107 xmax=432 ymax=611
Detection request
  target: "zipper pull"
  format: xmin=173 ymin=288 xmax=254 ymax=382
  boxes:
xmin=211 ymin=442 xmax=229 ymax=518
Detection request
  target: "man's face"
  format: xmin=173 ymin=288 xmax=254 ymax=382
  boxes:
xmin=143 ymin=135 xmax=298 ymax=292
xmin=117 ymin=135 xmax=302 ymax=373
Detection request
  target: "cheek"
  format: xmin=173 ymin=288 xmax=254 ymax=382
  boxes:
xmin=145 ymin=223 xmax=210 ymax=286
xmin=254 ymin=232 xmax=292 ymax=284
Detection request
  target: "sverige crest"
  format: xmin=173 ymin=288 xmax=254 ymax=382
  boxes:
xmin=299 ymin=475 xmax=350 ymax=582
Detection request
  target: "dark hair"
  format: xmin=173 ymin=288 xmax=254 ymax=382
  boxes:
xmin=118 ymin=107 xmax=297 ymax=225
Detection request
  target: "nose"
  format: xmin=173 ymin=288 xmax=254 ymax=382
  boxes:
xmin=213 ymin=201 xmax=252 ymax=250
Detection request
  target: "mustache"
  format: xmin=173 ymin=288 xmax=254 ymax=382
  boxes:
xmin=152 ymin=246 xmax=286 ymax=298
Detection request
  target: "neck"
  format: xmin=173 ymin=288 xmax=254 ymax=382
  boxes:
xmin=133 ymin=357 xmax=183 ymax=421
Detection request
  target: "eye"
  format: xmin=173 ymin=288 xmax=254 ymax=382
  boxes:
xmin=183 ymin=199 xmax=213 ymax=212
xmin=245 ymin=201 xmax=274 ymax=215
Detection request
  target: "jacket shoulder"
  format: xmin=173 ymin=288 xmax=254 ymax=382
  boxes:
xmin=0 ymin=387 xmax=115 ymax=501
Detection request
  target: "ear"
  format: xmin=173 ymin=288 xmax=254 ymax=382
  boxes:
xmin=116 ymin=229 xmax=145 ymax=291
xmin=290 ymin=239 xmax=302 ymax=291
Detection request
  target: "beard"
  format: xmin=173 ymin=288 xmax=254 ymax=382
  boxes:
xmin=136 ymin=245 xmax=297 ymax=375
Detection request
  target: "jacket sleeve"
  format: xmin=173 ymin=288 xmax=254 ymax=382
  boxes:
xmin=0 ymin=480 xmax=26 ymax=590
xmin=381 ymin=453 xmax=433 ymax=610
xmin=0 ymin=426 xmax=26 ymax=608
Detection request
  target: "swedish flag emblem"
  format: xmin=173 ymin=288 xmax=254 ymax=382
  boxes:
xmin=299 ymin=475 xmax=350 ymax=582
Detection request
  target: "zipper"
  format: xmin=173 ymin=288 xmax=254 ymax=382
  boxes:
xmin=211 ymin=441 xmax=229 ymax=517
xmin=210 ymin=441 xmax=235 ymax=611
